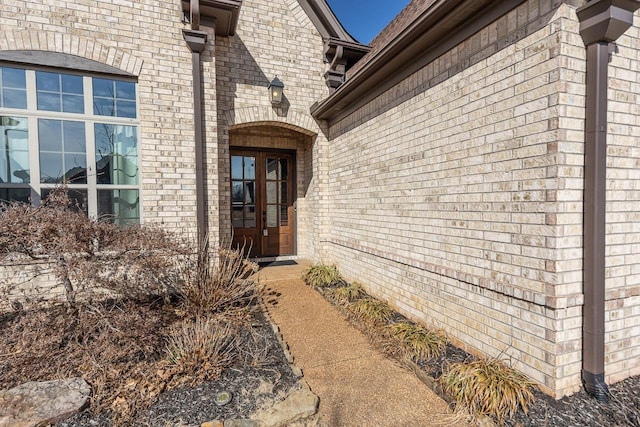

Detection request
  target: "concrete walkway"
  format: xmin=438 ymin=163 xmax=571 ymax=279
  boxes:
xmin=257 ymin=262 xmax=462 ymax=427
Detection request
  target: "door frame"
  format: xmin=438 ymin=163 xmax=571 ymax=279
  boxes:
xmin=229 ymin=147 xmax=296 ymax=258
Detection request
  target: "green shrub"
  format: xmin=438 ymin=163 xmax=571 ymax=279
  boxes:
xmin=302 ymin=263 xmax=341 ymax=288
xmin=327 ymin=281 xmax=366 ymax=304
xmin=385 ymin=322 xmax=447 ymax=360
xmin=348 ymin=297 xmax=393 ymax=325
xmin=440 ymin=358 xmax=536 ymax=424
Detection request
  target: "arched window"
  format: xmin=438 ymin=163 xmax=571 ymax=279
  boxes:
xmin=0 ymin=52 xmax=139 ymax=225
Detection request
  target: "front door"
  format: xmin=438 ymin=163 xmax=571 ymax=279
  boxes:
xmin=231 ymin=150 xmax=294 ymax=258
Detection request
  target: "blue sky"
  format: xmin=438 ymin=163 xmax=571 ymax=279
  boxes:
xmin=327 ymin=0 xmax=411 ymax=44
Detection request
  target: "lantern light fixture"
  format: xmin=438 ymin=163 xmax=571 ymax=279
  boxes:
xmin=268 ymin=76 xmax=284 ymax=104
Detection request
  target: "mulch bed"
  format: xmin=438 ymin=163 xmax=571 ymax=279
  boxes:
xmin=314 ymin=285 xmax=640 ymax=427
xmin=0 ymin=298 xmax=299 ymax=426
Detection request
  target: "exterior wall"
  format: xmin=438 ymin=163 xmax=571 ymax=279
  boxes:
xmin=0 ymin=0 xmax=330 ymax=259
xmin=214 ymin=0 xmax=330 ymax=259
xmin=322 ymin=0 xmax=640 ymax=397
xmin=0 ymin=0 xmax=202 ymax=234
xmin=0 ymin=260 xmax=61 ymax=310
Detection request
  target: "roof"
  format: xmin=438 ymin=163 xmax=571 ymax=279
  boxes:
xmin=347 ymin=0 xmax=438 ymax=78
xmin=311 ymin=0 xmax=528 ymax=123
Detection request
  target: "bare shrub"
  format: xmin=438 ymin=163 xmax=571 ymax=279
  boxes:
xmin=178 ymin=241 xmax=259 ymax=318
xmin=0 ymin=187 xmax=191 ymax=305
xmin=165 ymin=315 xmax=236 ymax=386
xmin=0 ymin=298 xmax=177 ymax=424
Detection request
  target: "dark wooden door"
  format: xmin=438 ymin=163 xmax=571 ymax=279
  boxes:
xmin=231 ymin=150 xmax=294 ymax=257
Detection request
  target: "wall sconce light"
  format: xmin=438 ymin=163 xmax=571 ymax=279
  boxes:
xmin=268 ymin=76 xmax=284 ymax=104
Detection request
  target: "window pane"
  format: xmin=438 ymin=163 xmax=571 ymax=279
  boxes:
xmin=37 ymin=92 xmax=60 ymax=112
xmin=280 ymin=158 xmax=288 ymax=180
xmin=39 ymin=119 xmax=87 ymax=184
xmin=266 ymin=181 xmax=277 ymax=204
xmin=2 ymin=68 xmax=26 ymax=88
xmin=232 ymin=181 xmax=243 ymax=203
xmin=266 ymin=205 xmax=277 ymax=228
xmin=64 ymin=153 xmax=87 ymax=184
xmin=93 ymin=78 xmax=113 ymax=97
xmin=38 ymin=119 xmax=63 ymax=151
xmin=93 ymin=78 xmax=136 ymax=118
xmin=0 ymin=116 xmax=29 ymax=184
xmin=244 ymin=182 xmax=255 ymax=204
xmin=116 ymin=81 xmax=135 ymax=100
xmin=42 ymin=188 xmax=87 ymax=213
xmin=98 ymin=189 xmax=139 ymax=225
xmin=61 ymin=74 xmax=83 ymax=94
xmin=0 ymin=188 xmax=30 ymax=204
xmin=93 ymin=97 xmax=114 ymax=116
xmin=1 ymin=68 xmax=27 ymax=109
xmin=39 ymin=152 xmax=64 ymax=183
xmin=36 ymin=71 xmax=60 ymax=92
xmin=95 ymin=124 xmax=138 ymax=185
xmin=2 ymin=89 xmax=27 ymax=109
xmin=231 ymin=156 xmax=243 ymax=180
xmin=266 ymin=158 xmax=277 ymax=180
xmin=63 ymin=121 xmax=87 ymax=153
xmin=116 ymin=100 xmax=136 ymax=118
xmin=244 ymin=157 xmax=255 ymax=180
xmin=62 ymin=94 xmax=84 ymax=113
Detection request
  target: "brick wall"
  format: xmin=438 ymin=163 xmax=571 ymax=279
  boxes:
xmin=0 ymin=0 xmax=200 ymax=234
xmin=214 ymin=0 xmax=330 ymax=258
xmin=0 ymin=0 xmax=330 ymax=259
xmin=322 ymin=0 xmax=640 ymax=397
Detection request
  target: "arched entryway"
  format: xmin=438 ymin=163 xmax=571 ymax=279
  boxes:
xmin=228 ymin=123 xmax=314 ymax=259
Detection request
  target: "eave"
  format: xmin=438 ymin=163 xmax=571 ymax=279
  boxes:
xmin=297 ymin=0 xmax=359 ymax=42
xmin=310 ymin=0 xmax=527 ymax=124
xmin=182 ymin=0 xmax=242 ymax=36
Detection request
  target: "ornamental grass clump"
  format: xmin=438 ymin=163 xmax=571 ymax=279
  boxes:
xmin=302 ymin=263 xmax=341 ymax=288
xmin=165 ymin=315 xmax=236 ymax=384
xmin=440 ymin=357 xmax=536 ymax=424
xmin=348 ymin=297 xmax=393 ymax=325
xmin=178 ymin=240 xmax=259 ymax=318
xmin=327 ymin=281 xmax=366 ymax=304
xmin=384 ymin=321 xmax=448 ymax=360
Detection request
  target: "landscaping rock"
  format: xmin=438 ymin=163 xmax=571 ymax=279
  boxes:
xmin=0 ymin=378 xmax=90 ymax=427
xmin=252 ymin=387 xmax=318 ymax=427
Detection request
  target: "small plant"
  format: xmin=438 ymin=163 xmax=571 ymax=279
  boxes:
xmin=327 ymin=281 xmax=366 ymax=304
xmin=348 ymin=297 xmax=393 ymax=325
xmin=302 ymin=263 xmax=341 ymax=288
xmin=165 ymin=315 xmax=236 ymax=382
xmin=384 ymin=321 xmax=447 ymax=360
xmin=440 ymin=357 xmax=536 ymax=424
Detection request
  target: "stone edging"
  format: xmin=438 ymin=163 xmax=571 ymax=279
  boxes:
xmin=198 ymin=301 xmax=319 ymax=427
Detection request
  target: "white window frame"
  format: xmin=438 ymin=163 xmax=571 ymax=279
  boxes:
xmin=0 ymin=64 xmax=141 ymax=223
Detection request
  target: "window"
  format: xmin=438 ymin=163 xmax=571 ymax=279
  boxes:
xmin=0 ymin=65 xmax=139 ymax=224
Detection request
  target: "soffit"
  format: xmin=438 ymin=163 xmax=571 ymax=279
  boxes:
xmin=182 ymin=0 xmax=242 ymax=36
